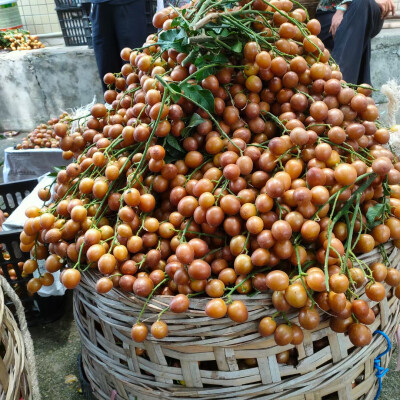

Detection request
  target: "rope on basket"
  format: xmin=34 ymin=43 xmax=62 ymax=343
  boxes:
xmin=373 ymin=330 xmax=391 ymax=400
xmin=0 ymin=275 xmax=41 ymax=400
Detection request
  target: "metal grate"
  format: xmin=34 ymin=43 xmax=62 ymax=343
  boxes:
xmin=56 ymin=6 xmax=91 ymax=46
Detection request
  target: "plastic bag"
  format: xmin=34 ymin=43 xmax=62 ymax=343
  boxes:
xmin=2 ymin=147 xmax=69 ymax=183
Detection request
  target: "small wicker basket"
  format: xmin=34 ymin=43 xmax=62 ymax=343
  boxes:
xmin=74 ymin=243 xmax=400 ymax=400
xmin=0 ymin=280 xmax=33 ymax=400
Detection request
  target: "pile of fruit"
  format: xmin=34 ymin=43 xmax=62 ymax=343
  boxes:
xmin=20 ymin=0 xmax=400 ymax=352
xmin=0 ymin=253 xmax=22 ymax=282
xmin=0 ymin=210 xmax=6 ymax=232
xmin=0 ymin=211 xmax=16 ymax=280
xmin=15 ymin=113 xmax=69 ymax=150
xmin=0 ymin=29 xmax=45 ymax=51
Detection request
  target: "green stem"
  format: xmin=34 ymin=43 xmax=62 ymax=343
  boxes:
xmin=343 ymin=197 xmax=360 ymax=272
xmin=137 ymin=277 xmax=169 ymax=323
xmin=180 ymin=217 xmax=193 ymax=243
xmin=294 ymin=245 xmax=316 ymax=306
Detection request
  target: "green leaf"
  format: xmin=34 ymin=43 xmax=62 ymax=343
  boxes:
xmin=383 ymin=177 xmax=391 ymax=197
xmin=167 ymin=83 xmax=182 ymax=103
xmin=193 ymin=53 xmax=229 ymax=80
xmin=171 ymin=18 xmax=180 ymax=28
xmin=232 ymin=41 xmax=243 ymax=53
xmin=194 ymin=54 xmax=229 ymax=69
xmin=181 ymin=49 xmax=198 ymax=67
xmin=220 ymin=28 xmax=231 ymax=38
xmin=171 ymin=16 xmax=189 ymax=30
xmin=48 ymin=166 xmax=65 ymax=177
xmin=157 ymin=28 xmax=189 ymax=52
xmin=181 ymin=113 xmax=206 ymax=138
xmin=366 ymin=203 xmax=386 ymax=229
xmin=166 ymin=135 xmax=184 ymax=153
xmin=187 ymin=113 xmax=206 ymax=129
xmin=195 ymin=67 xmax=215 ymax=81
xmin=207 ymin=22 xmax=231 ymax=34
xmin=210 ymin=26 xmax=222 ymax=34
xmin=180 ymin=83 xmax=215 ymax=114
xmin=164 ymin=135 xmax=186 ymax=164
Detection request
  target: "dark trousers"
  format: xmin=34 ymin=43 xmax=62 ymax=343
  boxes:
xmin=91 ymin=0 xmax=148 ymax=91
xmin=316 ymin=0 xmax=383 ymax=85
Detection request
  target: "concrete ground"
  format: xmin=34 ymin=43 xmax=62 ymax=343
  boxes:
xmin=30 ymin=292 xmax=82 ymax=400
xmin=381 ymin=346 xmax=400 ymax=400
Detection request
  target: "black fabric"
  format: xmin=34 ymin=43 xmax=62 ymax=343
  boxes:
xmin=91 ymin=0 xmax=148 ymax=91
xmin=316 ymin=0 xmax=383 ymax=85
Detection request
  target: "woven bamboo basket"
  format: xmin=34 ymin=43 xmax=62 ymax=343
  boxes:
xmin=74 ymin=242 xmax=400 ymax=400
xmin=0 ymin=282 xmax=32 ymax=400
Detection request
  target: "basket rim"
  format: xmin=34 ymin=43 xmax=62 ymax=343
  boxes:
xmin=0 ymin=282 xmax=32 ymax=399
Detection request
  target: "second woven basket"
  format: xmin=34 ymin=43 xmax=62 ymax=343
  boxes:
xmin=0 ymin=278 xmax=34 ymax=400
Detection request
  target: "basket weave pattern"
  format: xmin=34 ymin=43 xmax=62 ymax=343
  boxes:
xmin=0 ymin=284 xmax=32 ymax=400
xmin=74 ymin=243 xmax=400 ymax=400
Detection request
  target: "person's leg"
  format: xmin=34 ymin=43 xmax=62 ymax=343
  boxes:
xmin=316 ymin=10 xmax=335 ymax=52
xmin=114 ymin=0 xmax=149 ymax=53
xmin=91 ymin=3 xmax=122 ymax=91
xmin=358 ymin=41 xmax=372 ymax=84
xmin=331 ymin=0 xmax=383 ymax=84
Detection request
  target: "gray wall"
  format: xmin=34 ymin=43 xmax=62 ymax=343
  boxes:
xmin=0 ymin=46 xmax=103 ymax=131
xmin=371 ymin=28 xmax=400 ymax=105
